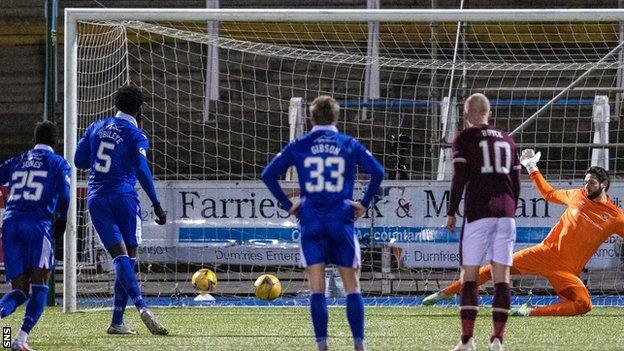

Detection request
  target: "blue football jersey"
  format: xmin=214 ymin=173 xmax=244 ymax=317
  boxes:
xmin=74 ymin=112 xmax=157 ymax=203
xmin=0 ymin=144 xmax=71 ymax=222
xmin=262 ymin=125 xmax=384 ymax=216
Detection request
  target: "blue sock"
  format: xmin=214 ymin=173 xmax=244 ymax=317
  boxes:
xmin=113 ymin=255 xmax=146 ymax=311
xmin=346 ymin=293 xmax=365 ymax=344
xmin=0 ymin=289 xmax=28 ymax=319
xmin=310 ymin=293 xmax=328 ymax=343
xmin=112 ymin=258 xmax=136 ymax=325
xmin=21 ymin=285 xmax=48 ymax=334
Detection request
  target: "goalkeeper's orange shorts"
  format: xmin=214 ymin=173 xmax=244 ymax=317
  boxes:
xmin=512 ymin=244 xmax=588 ymax=293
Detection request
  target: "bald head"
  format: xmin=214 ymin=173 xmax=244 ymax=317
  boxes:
xmin=464 ymin=93 xmax=491 ymax=127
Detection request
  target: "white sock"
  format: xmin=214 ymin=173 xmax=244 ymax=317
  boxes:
xmin=15 ymin=330 xmax=28 ymax=345
xmin=317 ymin=340 xmax=328 ymax=351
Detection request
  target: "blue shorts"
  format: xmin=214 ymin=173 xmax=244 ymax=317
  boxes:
xmin=297 ymin=199 xmax=360 ymax=268
xmin=299 ymin=221 xmax=360 ymax=268
xmin=88 ymin=193 xmax=142 ymax=250
xmin=2 ymin=219 xmax=54 ymax=282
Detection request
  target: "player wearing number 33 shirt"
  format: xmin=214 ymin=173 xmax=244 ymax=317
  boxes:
xmin=262 ymin=95 xmax=383 ymax=351
xmin=261 ymin=98 xmax=384 ymax=269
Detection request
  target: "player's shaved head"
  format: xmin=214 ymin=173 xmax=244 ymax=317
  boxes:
xmin=114 ymin=84 xmax=143 ymax=118
xmin=34 ymin=120 xmax=58 ymax=148
xmin=464 ymin=93 xmax=491 ymax=126
xmin=309 ymin=95 xmax=340 ymax=125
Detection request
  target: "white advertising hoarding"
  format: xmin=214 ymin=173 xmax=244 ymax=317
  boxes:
xmin=124 ymin=180 xmax=624 ymax=268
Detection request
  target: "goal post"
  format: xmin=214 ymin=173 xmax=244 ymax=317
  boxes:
xmin=64 ymin=8 xmax=624 ymax=312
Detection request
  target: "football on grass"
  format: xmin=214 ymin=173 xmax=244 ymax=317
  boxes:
xmin=254 ymin=274 xmax=281 ymax=301
xmin=192 ymin=268 xmax=217 ymax=292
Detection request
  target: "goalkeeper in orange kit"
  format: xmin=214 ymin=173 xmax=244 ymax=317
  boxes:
xmin=423 ymin=149 xmax=624 ymax=317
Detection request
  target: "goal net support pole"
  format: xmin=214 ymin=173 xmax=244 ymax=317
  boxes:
xmin=591 ymin=95 xmax=610 ymax=170
xmin=63 ymin=13 xmax=78 ymax=313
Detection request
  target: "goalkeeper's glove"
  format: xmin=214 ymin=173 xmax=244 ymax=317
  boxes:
xmin=153 ymin=202 xmax=167 ymax=225
xmin=520 ymin=149 xmax=541 ymax=174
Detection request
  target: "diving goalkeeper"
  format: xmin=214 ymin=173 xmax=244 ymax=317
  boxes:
xmin=423 ymin=149 xmax=624 ymax=316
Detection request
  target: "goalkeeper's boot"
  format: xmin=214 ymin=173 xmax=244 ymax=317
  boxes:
xmin=489 ymin=338 xmax=503 ymax=351
xmin=11 ymin=342 xmax=34 ymax=351
xmin=450 ymin=337 xmax=476 ymax=351
xmin=422 ymin=291 xmax=453 ymax=306
xmin=107 ymin=323 xmax=139 ymax=335
xmin=140 ymin=308 xmax=169 ymax=335
xmin=509 ymin=303 xmax=533 ymax=317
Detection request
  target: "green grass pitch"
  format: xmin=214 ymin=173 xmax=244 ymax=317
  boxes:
xmin=1 ymin=306 xmax=623 ymax=350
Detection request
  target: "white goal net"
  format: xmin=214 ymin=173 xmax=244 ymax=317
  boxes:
xmin=65 ymin=9 xmax=624 ymax=311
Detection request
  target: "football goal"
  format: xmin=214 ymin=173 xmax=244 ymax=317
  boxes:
xmin=64 ymin=8 xmax=624 ymax=312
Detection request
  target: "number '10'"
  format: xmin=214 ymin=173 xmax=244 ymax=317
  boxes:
xmin=479 ymin=140 xmax=511 ymax=174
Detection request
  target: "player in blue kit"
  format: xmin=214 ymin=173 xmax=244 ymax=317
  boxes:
xmin=0 ymin=121 xmax=70 ymax=351
xmin=262 ymin=95 xmax=384 ymax=351
xmin=74 ymin=85 xmax=168 ymax=336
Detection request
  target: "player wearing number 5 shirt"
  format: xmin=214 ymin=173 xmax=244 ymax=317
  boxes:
xmin=74 ymin=85 xmax=167 ymax=336
xmin=261 ymin=95 xmax=384 ymax=351
xmin=445 ymin=93 xmax=521 ymax=351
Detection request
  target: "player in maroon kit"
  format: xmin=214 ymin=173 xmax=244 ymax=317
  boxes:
xmin=446 ymin=93 xmax=521 ymax=351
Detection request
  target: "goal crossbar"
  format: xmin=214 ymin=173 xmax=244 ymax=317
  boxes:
xmin=65 ymin=8 xmax=624 ymax=22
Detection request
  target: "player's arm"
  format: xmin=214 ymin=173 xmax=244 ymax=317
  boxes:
xmin=74 ymin=125 xmax=92 ymax=170
xmin=354 ymin=141 xmax=384 ymax=210
xmin=521 ymin=149 xmax=574 ymax=205
xmin=134 ymin=133 xmax=166 ymax=225
xmin=446 ymin=135 xmax=467 ymax=230
xmin=53 ymin=160 xmax=71 ymax=239
xmin=55 ymin=160 xmax=71 ymax=219
xmin=261 ymin=144 xmax=295 ymax=212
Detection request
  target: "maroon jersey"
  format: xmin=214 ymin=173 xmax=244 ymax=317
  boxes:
xmin=447 ymin=124 xmax=520 ymax=223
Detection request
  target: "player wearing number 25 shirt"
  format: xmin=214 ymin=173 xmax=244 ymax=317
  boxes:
xmin=0 ymin=121 xmax=69 ymax=351
xmin=262 ymin=96 xmax=383 ymax=351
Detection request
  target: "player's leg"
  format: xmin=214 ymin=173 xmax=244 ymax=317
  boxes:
xmin=423 ymin=246 xmax=532 ymax=305
xmin=451 ymin=218 xmax=493 ymax=351
xmin=107 ymin=243 xmax=138 ymax=335
xmin=489 ymin=263 xmax=510 ymax=351
xmin=0 ymin=221 xmax=29 ymax=319
xmin=0 ymin=274 xmax=29 ymax=320
xmin=307 ymin=263 xmax=329 ymax=351
xmin=13 ymin=220 xmax=54 ymax=351
xmin=422 ymin=264 xmax=495 ymax=306
xmin=89 ymin=195 xmax=163 ymax=335
xmin=300 ymin=221 xmax=329 ymax=351
xmin=92 ymin=194 xmax=142 ymax=313
xmin=424 ymin=219 xmax=493 ymax=306
xmin=13 ymin=268 xmax=49 ymax=351
xmin=114 ymin=194 xmax=167 ymax=335
xmin=487 ymin=217 xmax=515 ymax=350
xmin=332 ymin=222 xmax=364 ymax=351
xmin=528 ymin=272 xmax=591 ymax=317
xmin=450 ymin=265 xmax=480 ymax=351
